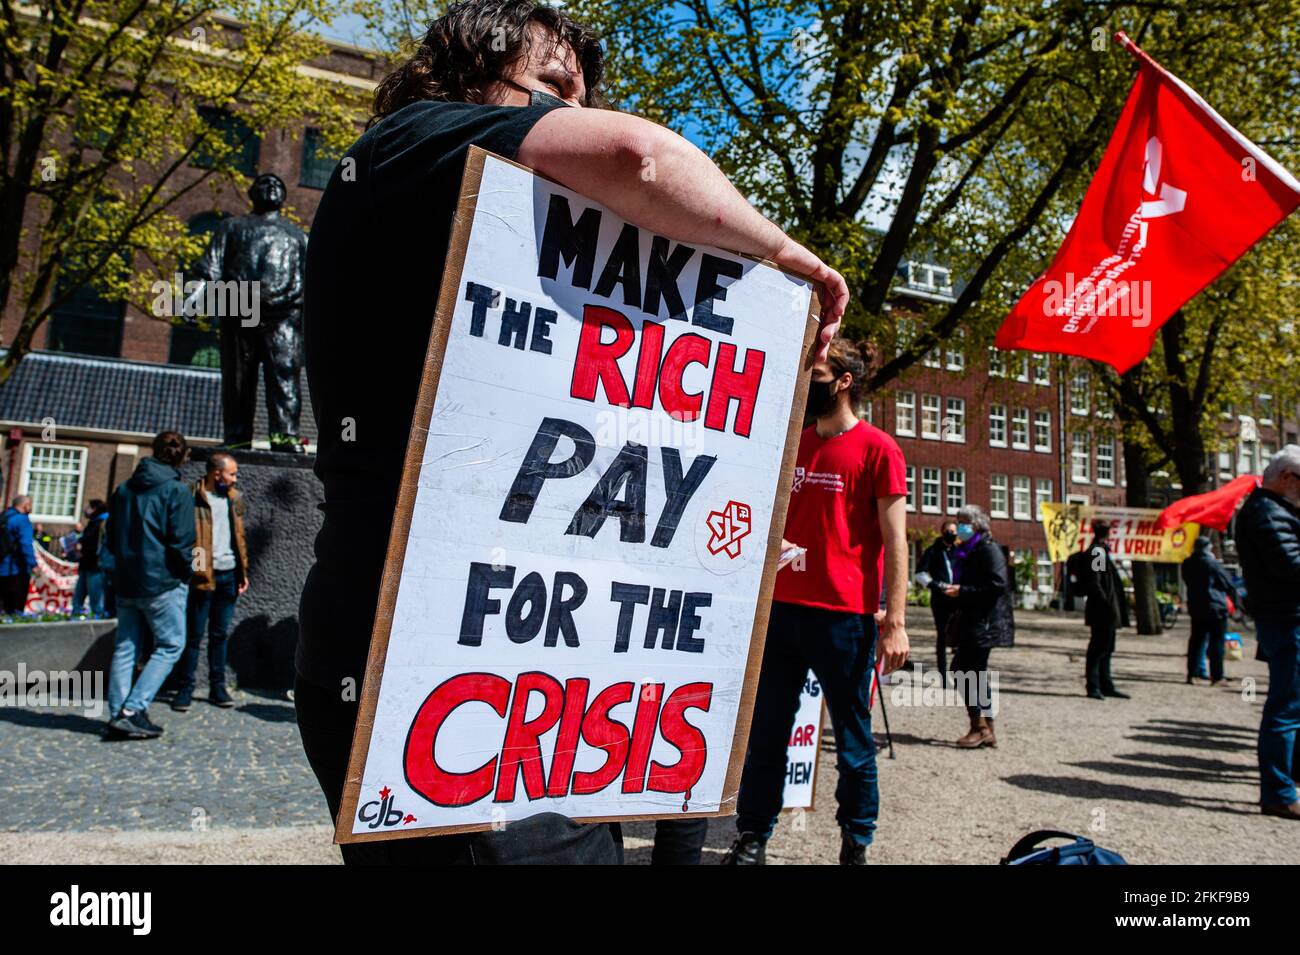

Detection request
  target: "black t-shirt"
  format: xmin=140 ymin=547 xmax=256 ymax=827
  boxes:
xmin=298 ymin=99 xmax=561 ymax=690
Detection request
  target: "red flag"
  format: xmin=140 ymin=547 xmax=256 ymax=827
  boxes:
xmin=995 ymin=34 xmax=1300 ymax=372
xmin=1154 ymin=474 xmax=1261 ymax=530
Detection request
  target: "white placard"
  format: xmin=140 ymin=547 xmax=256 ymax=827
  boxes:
xmin=782 ymin=670 xmax=825 ymax=811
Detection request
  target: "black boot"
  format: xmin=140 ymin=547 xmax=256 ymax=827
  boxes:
xmin=720 ymin=832 xmax=767 ymax=865
xmin=1100 ymin=656 xmax=1129 ymax=698
xmin=839 ymin=832 xmax=868 ymax=865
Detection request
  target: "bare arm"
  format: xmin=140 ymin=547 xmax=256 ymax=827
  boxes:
xmin=516 ymin=108 xmax=846 ymax=359
xmin=875 ymin=493 xmax=910 ymax=674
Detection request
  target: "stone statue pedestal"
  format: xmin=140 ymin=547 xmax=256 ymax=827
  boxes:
xmin=182 ymin=448 xmax=321 ymax=690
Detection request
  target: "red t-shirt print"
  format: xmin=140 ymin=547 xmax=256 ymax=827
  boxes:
xmin=773 ymin=420 xmax=909 ymax=615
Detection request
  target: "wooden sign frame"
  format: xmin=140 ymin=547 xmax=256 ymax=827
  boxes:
xmin=335 ymin=145 xmax=820 ymax=844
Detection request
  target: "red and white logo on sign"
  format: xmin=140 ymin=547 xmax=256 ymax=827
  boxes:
xmin=706 ymin=500 xmax=751 ymax=559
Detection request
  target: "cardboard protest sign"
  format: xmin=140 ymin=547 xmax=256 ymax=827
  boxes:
xmin=781 ymin=670 xmax=825 ymax=811
xmin=336 ymin=147 xmax=819 ymax=841
xmin=1041 ymin=502 xmax=1199 ymax=563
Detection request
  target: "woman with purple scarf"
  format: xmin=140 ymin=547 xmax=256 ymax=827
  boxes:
xmin=940 ymin=504 xmax=1015 ymax=749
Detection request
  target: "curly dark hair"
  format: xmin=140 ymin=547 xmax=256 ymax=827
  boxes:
xmin=371 ymin=0 xmax=607 ymax=124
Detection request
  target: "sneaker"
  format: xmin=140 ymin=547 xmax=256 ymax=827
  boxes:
xmin=840 ymin=832 xmax=869 ymax=865
xmin=107 ymin=710 xmax=162 ymax=740
xmin=209 ymin=684 xmax=235 ymax=708
xmin=720 ymin=832 xmax=767 ymax=865
xmin=171 ymin=688 xmax=193 ymax=712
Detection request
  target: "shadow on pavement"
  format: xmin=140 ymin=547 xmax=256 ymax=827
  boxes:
xmin=0 ymin=706 xmax=106 ymax=736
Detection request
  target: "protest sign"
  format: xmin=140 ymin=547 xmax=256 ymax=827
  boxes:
xmin=26 ymin=544 xmax=75 ymax=614
xmin=1041 ymin=502 xmax=1199 ymax=563
xmin=781 ymin=670 xmax=825 ymax=811
xmin=336 ymin=148 xmax=819 ymax=841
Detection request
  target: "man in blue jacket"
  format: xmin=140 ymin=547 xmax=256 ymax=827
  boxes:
xmin=0 ymin=495 xmax=37 ymax=614
xmin=105 ymin=431 xmax=196 ymax=739
xmin=1235 ymin=446 xmax=1300 ymax=821
xmin=1180 ymin=535 xmax=1241 ymax=686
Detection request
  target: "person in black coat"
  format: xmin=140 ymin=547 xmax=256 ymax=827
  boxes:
xmin=1083 ymin=519 xmax=1130 ymax=700
xmin=940 ymin=505 xmax=1014 ymax=749
xmin=918 ymin=520 xmax=958 ymax=679
xmin=1181 ymin=535 xmax=1241 ymax=686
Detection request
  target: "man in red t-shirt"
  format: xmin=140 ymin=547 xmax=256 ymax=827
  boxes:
xmin=722 ymin=338 xmax=910 ymax=865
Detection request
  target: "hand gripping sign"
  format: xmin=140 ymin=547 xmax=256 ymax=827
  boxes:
xmin=336 ymin=148 xmax=819 ymax=841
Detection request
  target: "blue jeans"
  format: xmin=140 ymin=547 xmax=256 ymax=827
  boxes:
xmin=72 ymin=568 xmax=105 ymax=616
xmin=108 ymin=584 xmax=188 ymax=716
xmin=1188 ymin=614 xmax=1226 ymax=682
xmin=174 ymin=569 xmax=239 ymax=691
xmin=737 ymin=601 xmax=880 ymax=846
xmin=1257 ymin=618 xmax=1300 ymax=805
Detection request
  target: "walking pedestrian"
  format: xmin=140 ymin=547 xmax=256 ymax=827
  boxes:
xmin=104 ymin=431 xmax=196 ymax=740
xmin=1234 ymin=445 xmax=1300 ymax=821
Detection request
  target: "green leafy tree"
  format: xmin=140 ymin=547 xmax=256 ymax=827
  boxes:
xmin=0 ymin=0 xmax=367 ymax=382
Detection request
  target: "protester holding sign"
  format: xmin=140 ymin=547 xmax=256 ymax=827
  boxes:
xmin=722 ymin=339 xmax=909 ymax=866
xmin=298 ymin=0 xmax=847 ymax=865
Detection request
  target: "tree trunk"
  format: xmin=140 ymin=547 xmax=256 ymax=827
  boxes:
xmin=1124 ymin=438 xmax=1163 ymax=635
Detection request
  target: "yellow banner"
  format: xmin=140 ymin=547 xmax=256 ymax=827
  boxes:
xmin=1040 ymin=503 xmax=1200 ymax=563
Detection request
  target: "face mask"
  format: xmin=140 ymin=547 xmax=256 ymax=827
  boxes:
xmin=805 ymin=379 xmax=839 ymax=418
xmin=214 ymin=478 xmax=232 ymax=496
xmin=956 ymin=523 xmax=975 ymax=542
xmin=942 ymin=531 xmax=957 ymax=545
xmin=530 ymin=89 xmax=569 ymax=108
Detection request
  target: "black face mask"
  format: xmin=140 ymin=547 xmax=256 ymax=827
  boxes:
xmin=805 ymin=379 xmax=839 ymax=418
xmin=942 ymin=531 xmax=957 ymax=545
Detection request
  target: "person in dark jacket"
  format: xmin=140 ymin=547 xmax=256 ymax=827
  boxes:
xmin=1234 ymin=446 xmax=1300 ymax=821
xmin=71 ymin=500 xmax=108 ymax=616
xmin=0 ymin=495 xmax=37 ymax=614
xmin=940 ymin=505 xmax=1014 ymax=749
xmin=1083 ymin=519 xmax=1130 ymax=700
xmin=919 ymin=520 xmax=958 ymax=679
xmin=104 ymin=432 xmax=196 ymax=740
xmin=1181 ymin=535 xmax=1241 ymax=686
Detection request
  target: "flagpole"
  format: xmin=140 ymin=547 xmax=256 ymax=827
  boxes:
xmin=1113 ymin=31 xmax=1156 ymax=68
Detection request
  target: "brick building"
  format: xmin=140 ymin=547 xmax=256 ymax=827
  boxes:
xmin=0 ymin=21 xmax=381 ymax=536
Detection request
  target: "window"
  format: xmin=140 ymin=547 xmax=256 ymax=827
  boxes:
xmin=1070 ymin=371 xmax=1090 ymax=415
xmin=193 ymin=107 xmax=261 ymax=176
xmin=923 ymin=347 xmax=942 ymax=369
xmin=921 ymin=394 xmax=942 ymax=439
xmin=921 ymin=467 xmax=941 ymax=513
xmin=1035 ymin=478 xmax=1053 ymax=521
xmin=169 ymin=212 xmax=226 ymax=367
xmin=1013 ymin=476 xmax=1032 ymax=520
xmin=989 ymin=348 xmax=1007 ymax=378
xmin=946 ymin=330 xmax=965 ymax=371
xmin=1015 ymin=354 xmax=1030 ymax=382
xmin=21 ymin=444 xmax=86 ymax=523
xmin=1072 ymin=431 xmax=1091 ymax=482
xmin=861 ymin=399 xmax=873 ymax=424
xmin=1032 ymin=353 xmax=1051 ymax=385
xmin=990 ymin=474 xmax=1009 ymax=518
xmin=905 ymin=466 xmax=916 ymax=512
xmin=902 ymin=261 xmax=953 ymax=295
xmin=946 ymin=469 xmax=966 ymax=513
xmin=1034 ymin=410 xmax=1052 ymax=452
xmin=1097 ymin=434 xmax=1115 ymax=484
xmin=48 ymin=279 xmax=125 ymax=357
xmin=1036 ymin=551 xmax=1054 ymax=592
xmin=300 ymin=127 xmax=341 ymax=189
xmin=895 ymin=392 xmax=916 ymax=436
xmin=1011 ymin=407 xmax=1030 ymax=449
xmin=989 ymin=404 xmax=1007 ymax=447
xmin=944 ymin=397 xmax=966 ymax=442
xmin=1259 ymin=393 xmax=1275 ymax=425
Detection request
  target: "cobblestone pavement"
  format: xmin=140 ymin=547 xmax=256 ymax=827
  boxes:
xmin=3 ymin=610 xmax=1298 ymax=864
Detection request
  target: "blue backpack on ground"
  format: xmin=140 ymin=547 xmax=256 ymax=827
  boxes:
xmin=1001 ymin=830 xmax=1127 ymax=865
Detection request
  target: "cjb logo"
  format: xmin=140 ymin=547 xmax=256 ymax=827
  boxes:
xmin=358 ymin=786 xmax=417 ymax=830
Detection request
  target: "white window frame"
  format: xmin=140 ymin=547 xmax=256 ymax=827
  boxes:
xmin=945 ymin=330 xmax=966 ymax=372
xmin=1036 ymin=551 xmax=1054 ymax=592
xmin=946 ymin=468 xmax=966 ymax=514
xmin=1072 ymin=431 xmax=1091 ymax=483
xmin=1032 ymin=353 xmax=1051 ymax=386
xmin=905 ymin=465 xmax=916 ymax=512
xmin=923 ymin=347 xmax=942 ymax=369
xmin=1015 ymin=354 xmax=1030 ymax=383
xmin=989 ymin=347 xmax=1007 ymax=378
xmin=989 ymin=404 xmax=1007 ymax=448
xmin=1258 ymin=393 xmax=1275 ymax=426
xmin=895 ymin=391 xmax=916 ymax=437
xmin=20 ymin=442 xmax=88 ymax=524
xmin=1013 ymin=475 xmax=1032 ymax=520
xmin=1071 ymin=372 xmax=1090 ymax=416
xmin=990 ymin=474 xmax=1009 ymax=519
xmin=1011 ymin=407 xmax=1030 ymax=450
xmin=921 ymin=466 xmax=941 ymax=514
xmin=1035 ymin=478 xmax=1053 ymax=522
xmin=921 ymin=394 xmax=942 ymax=440
xmin=1033 ymin=410 xmax=1052 ymax=453
xmin=944 ymin=397 xmax=966 ymax=443
xmin=1097 ymin=434 xmax=1115 ymax=485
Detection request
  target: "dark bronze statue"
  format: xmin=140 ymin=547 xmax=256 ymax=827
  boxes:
xmin=192 ymin=173 xmax=309 ymax=452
